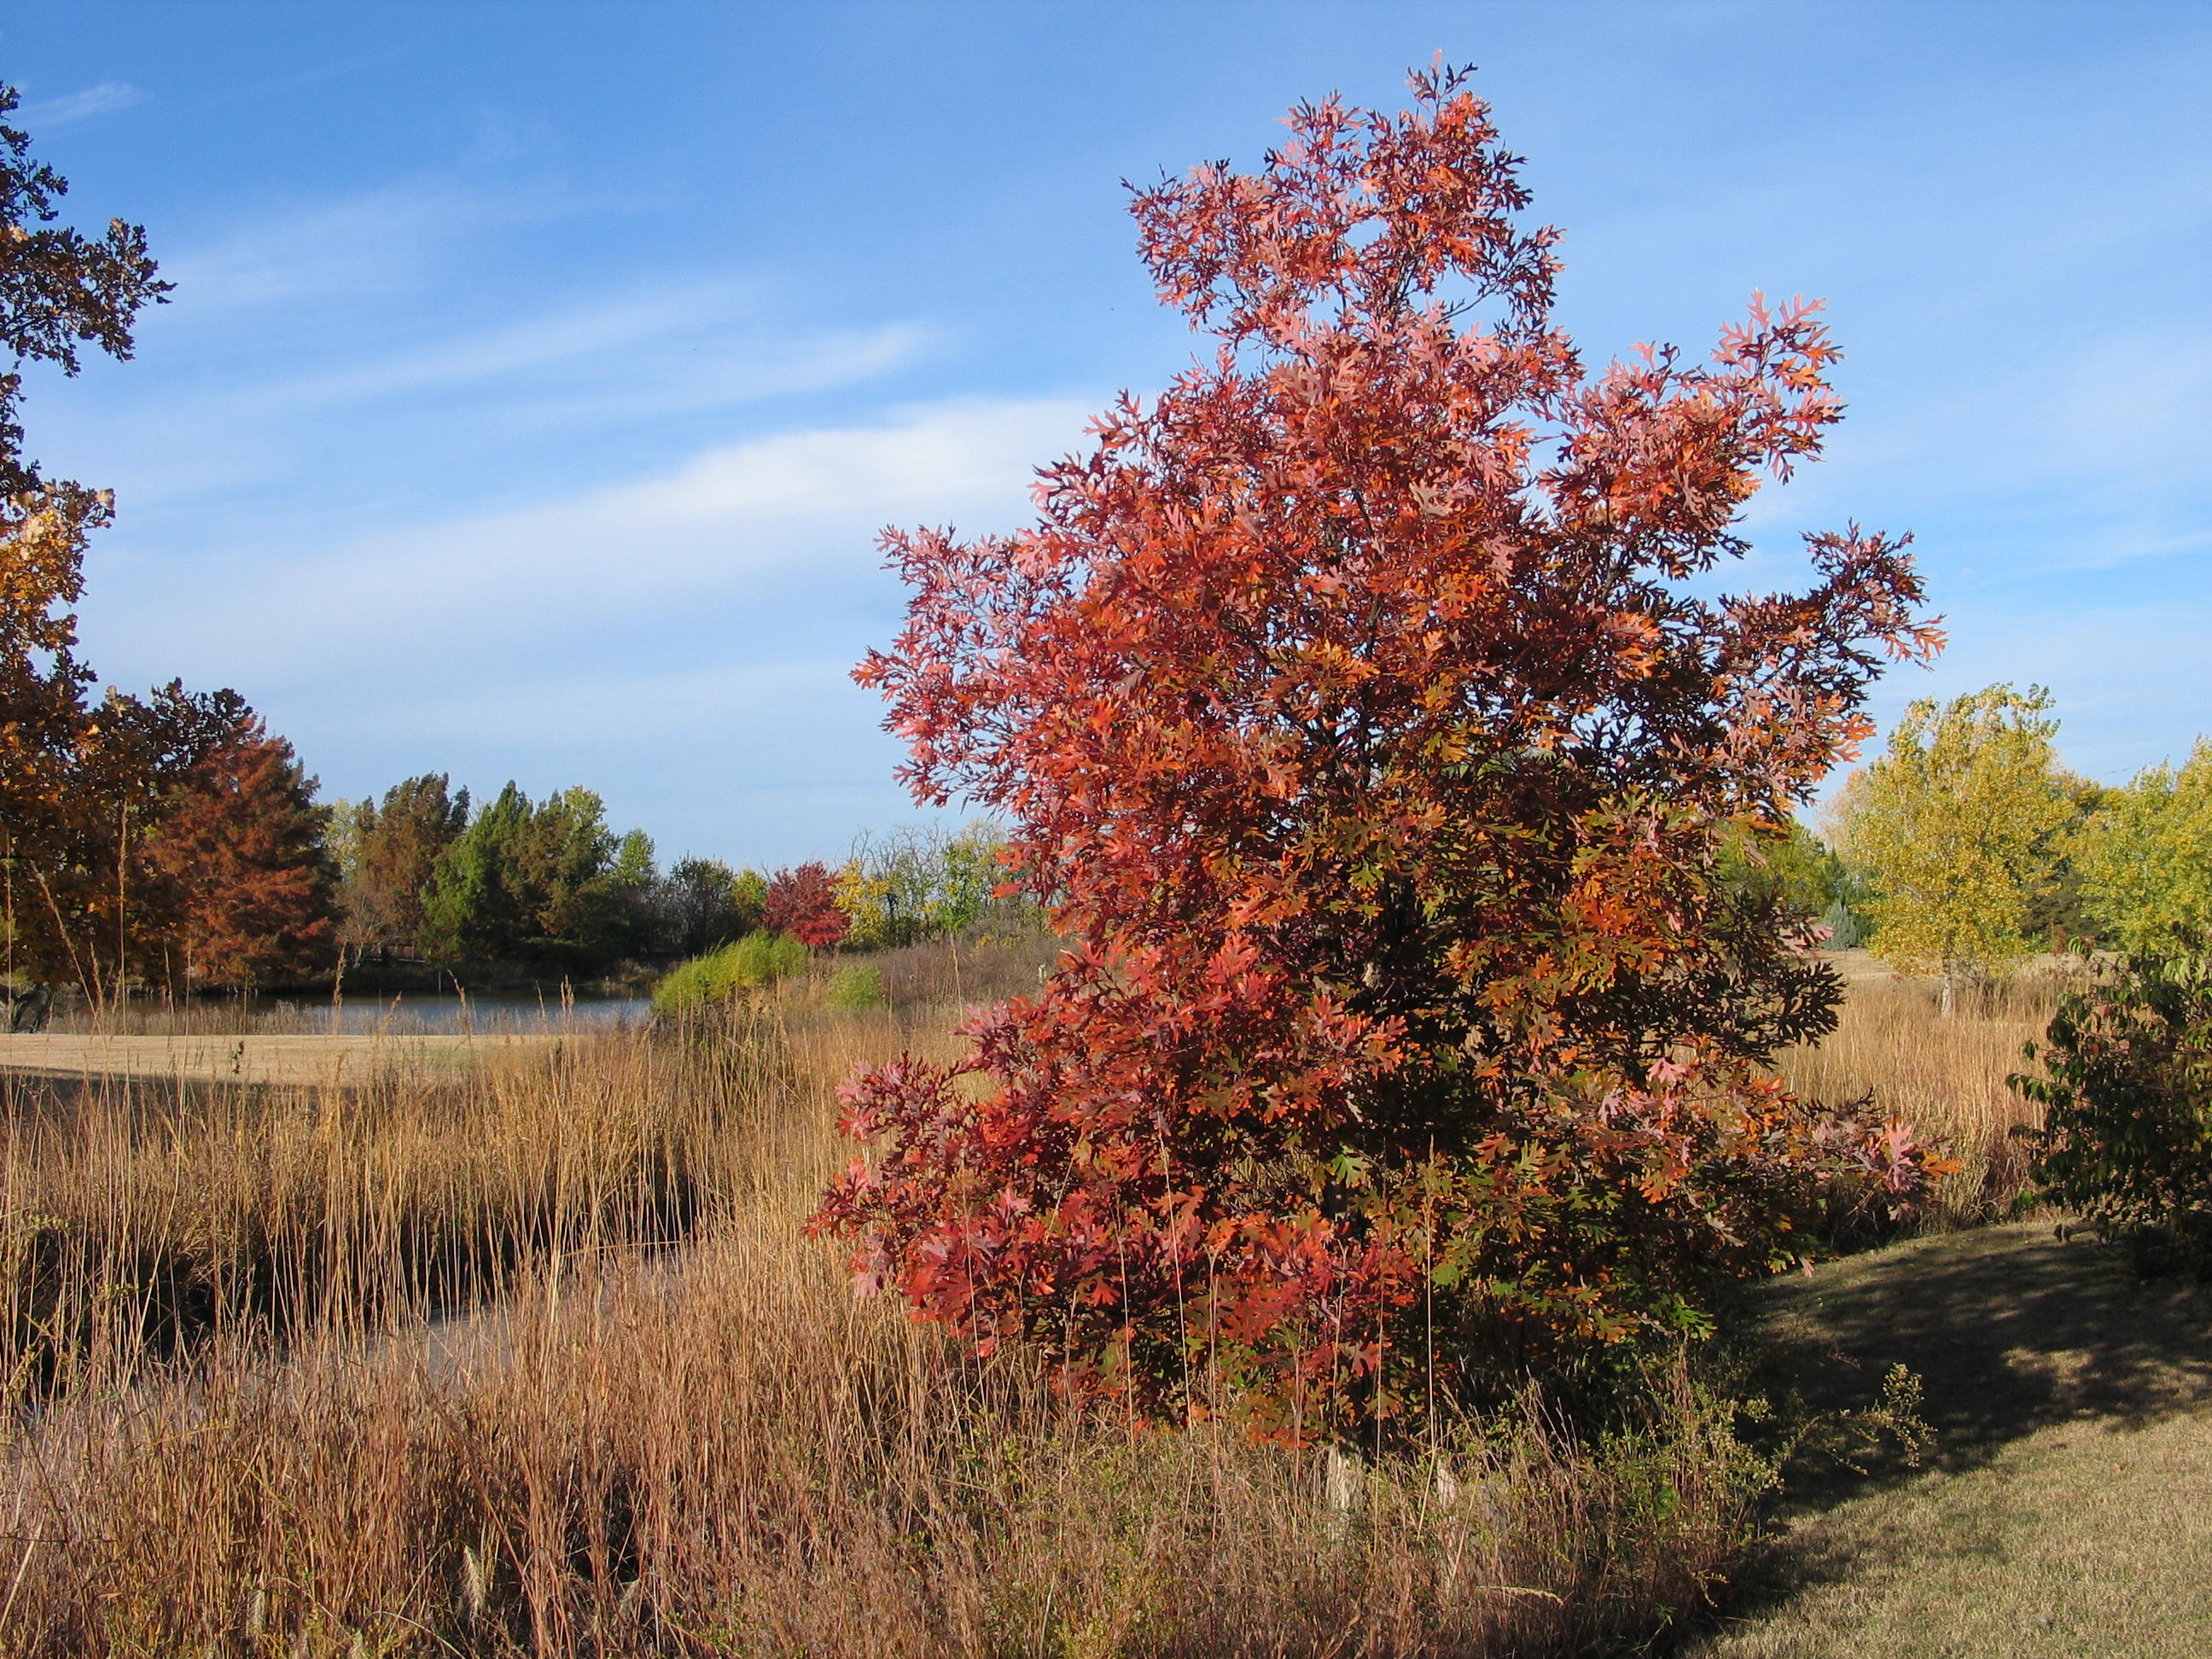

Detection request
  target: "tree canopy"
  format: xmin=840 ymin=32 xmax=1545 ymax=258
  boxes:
xmin=2072 ymin=738 xmax=2212 ymax=956
xmin=142 ymin=710 xmax=338 ymax=992
xmin=1831 ymin=684 xmax=2078 ymax=1011
xmin=0 ymin=84 xmax=171 ymax=494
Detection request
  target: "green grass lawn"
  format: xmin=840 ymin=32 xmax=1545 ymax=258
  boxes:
xmin=1688 ymin=1223 xmax=2212 ymax=1657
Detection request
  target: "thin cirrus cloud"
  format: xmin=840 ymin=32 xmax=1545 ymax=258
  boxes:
xmin=13 ymin=79 xmax=147 ymax=130
xmin=276 ymin=288 xmax=934 ymax=422
xmin=151 ymin=183 xmax=556 ymax=314
xmin=47 ymin=276 xmax=938 ymax=517
xmin=85 ymin=393 xmax=1091 ymax=751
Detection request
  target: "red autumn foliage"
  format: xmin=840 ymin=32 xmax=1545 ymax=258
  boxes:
xmin=812 ymin=67 xmax=1951 ymax=1437
xmin=141 ymin=710 xmax=337 ymax=991
xmin=762 ymin=860 xmax=850 ymax=951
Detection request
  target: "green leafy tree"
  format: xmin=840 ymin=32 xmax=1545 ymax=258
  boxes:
xmin=417 ymin=783 xmax=648 ymax=972
xmin=1833 ymin=684 xmax=2075 ymax=1013
xmin=731 ymin=867 xmax=769 ymax=930
xmin=835 ymin=823 xmax=1033 ymax=951
xmin=2073 ymin=740 xmax=2212 ymax=954
xmin=524 ymin=787 xmax=626 ymax=963
xmin=653 ymin=855 xmax=755 ymax=957
xmin=1715 ymin=819 xmax=1844 ymax=928
xmin=2015 ymin=950 xmax=2212 ymax=1275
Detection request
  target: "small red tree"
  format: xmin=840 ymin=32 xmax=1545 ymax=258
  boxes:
xmin=763 ymin=860 xmax=850 ymax=950
xmin=814 ymin=68 xmax=1947 ymax=1435
xmin=143 ymin=712 xmax=337 ymax=991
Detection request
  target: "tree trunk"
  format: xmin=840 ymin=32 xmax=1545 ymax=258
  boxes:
xmin=1940 ymin=964 xmax=1957 ymax=1019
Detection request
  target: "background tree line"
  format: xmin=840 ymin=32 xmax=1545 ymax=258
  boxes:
xmin=1716 ymin=683 xmax=2212 ymax=1012
xmin=334 ymin=785 xmax=1029 ymax=981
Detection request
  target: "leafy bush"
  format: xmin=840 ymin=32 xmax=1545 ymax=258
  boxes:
xmin=824 ymin=964 xmax=889 ymax=1010
xmin=762 ymin=861 xmax=849 ymax=950
xmin=2014 ymin=951 xmax=2212 ymax=1276
xmin=651 ymin=931 xmax=808 ymax=1014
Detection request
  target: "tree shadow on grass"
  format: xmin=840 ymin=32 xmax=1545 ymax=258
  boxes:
xmin=1677 ymin=1221 xmax=2212 ymax=1647
xmin=1751 ymin=1220 xmax=2212 ymax=1466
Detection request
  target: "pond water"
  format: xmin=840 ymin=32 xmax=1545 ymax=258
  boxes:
xmin=292 ymin=992 xmax=655 ymax=1035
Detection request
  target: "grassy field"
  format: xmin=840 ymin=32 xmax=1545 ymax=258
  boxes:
xmin=2 ymin=945 xmax=2203 ymax=1656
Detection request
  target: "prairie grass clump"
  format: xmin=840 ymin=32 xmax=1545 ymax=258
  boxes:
xmin=825 ymin=961 xmax=890 ymax=1010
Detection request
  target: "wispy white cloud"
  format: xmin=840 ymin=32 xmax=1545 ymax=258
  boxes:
xmin=154 ymin=184 xmax=520 ymax=311
xmin=274 ymin=284 xmax=933 ymax=416
xmin=15 ymin=80 xmax=148 ymax=130
xmin=88 ymin=394 xmax=1091 ymax=684
xmin=45 ymin=265 xmax=938 ymax=511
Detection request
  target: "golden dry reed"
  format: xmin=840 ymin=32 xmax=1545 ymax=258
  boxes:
xmin=1774 ymin=955 xmax=2064 ymax=1229
xmin=1 ymin=957 xmax=1950 ymax=1658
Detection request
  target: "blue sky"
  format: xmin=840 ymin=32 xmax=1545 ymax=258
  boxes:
xmin=6 ymin=3 xmax=2208 ymax=866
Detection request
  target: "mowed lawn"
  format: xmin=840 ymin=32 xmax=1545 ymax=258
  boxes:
xmin=1691 ymin=1223 xmax=2212 ymax=1657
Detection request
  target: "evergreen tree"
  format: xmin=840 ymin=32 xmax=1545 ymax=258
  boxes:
xmin=416 ymin=783 xmax=649 ymax=973
xmin=419 ymin=783 xmax=533 ymax=963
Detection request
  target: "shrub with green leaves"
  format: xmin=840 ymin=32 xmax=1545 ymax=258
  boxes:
xmin=651 ymin=931 xmax=809 ymax=1014
xmin=824 ymin=964 xmax=889 ymax=1010
xmin=2014 ymin=950 xmax=2212 ymax=1275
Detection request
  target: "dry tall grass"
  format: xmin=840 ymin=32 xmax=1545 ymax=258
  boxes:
xmin=1772 ymin=956 xmax=2072 ymax=1228
xmin=0 ymin=981 xmax=1767 ymax=1658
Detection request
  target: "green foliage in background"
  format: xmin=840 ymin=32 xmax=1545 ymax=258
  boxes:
xmin=418 ymin=783 xmax=651 ymax=971
xmin=2073 ymin=738 xmax=2212 ymax=955
xmin=1715 ymin=818 xmax=1846 ymax=928
xmin=1833 ymin=684 xmax=2079 ymax=1010
xmin=655 ymin=855 xmax=765 ymax=958
xmin=824 ymin=963 xmax=889 ymax=1010
xmin=835 ymin=822 xmax=1034 ymax=951
xmin=651 ymin=930 xmax=809 ymax=1014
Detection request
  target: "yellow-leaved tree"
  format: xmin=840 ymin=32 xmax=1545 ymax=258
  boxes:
xmin=2073 ymin=737 xmax=2212 ymax=954
xmin=1831 ymin=684 xmax=2076 ymax=1013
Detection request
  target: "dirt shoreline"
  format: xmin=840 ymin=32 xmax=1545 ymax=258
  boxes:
xmin=0 ymin=1031 xmax=557 ymax=1086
